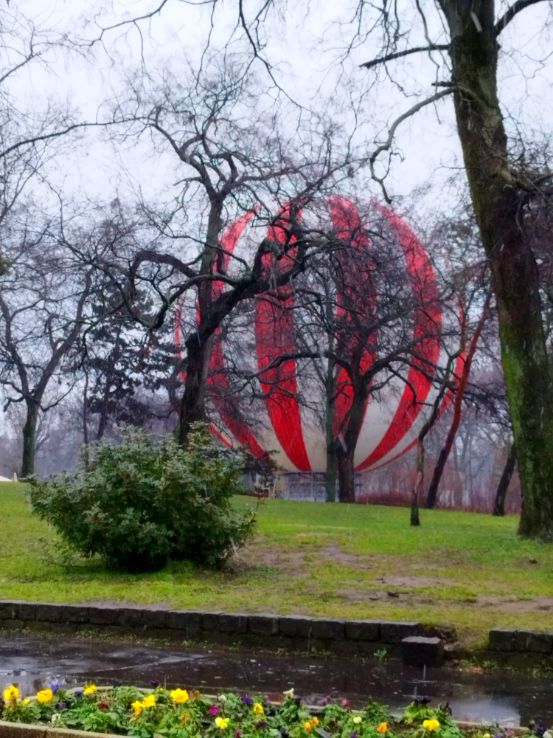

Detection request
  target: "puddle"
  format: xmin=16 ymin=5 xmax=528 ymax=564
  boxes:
xmin=0 ymin=633 xmax=552 ymax=726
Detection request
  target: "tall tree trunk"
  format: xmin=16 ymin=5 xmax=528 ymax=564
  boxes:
xmin=325 ymin=353 xmax=337 ymax=502
xmin=96 ymin=389 xmax=110 ymax=441
xmin=493 ymin=442 xmax=517 ymax=516
xmin=177 ymin=336 xmax=213 ymax=445
xmin=176 ymin=200 xmax=223 ymax=446
xmin=82 ymin=370 xmax=91 ymax=470
xmin=336 ymin=384 xmax=367 ymax=503
xmin=440 ymin=1 xmax=553 ymax=539
xmin=325 ymin=423 xmax=337 ymax=502
xmin=426 ymin=295 xmax=490 ymax=508
xmin=336 ymin=446 xmax=355 ymax=503
xmin=21 ymin=401 xmax=39 ymax=477
xmin=411 ymin=439 xmax=424 ymax=526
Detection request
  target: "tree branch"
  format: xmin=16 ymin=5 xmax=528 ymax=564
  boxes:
xmin=360 ymin=44 xmax=449 ymax=69
xmin=368 ymin=89 xmax=453 ymax=201
xmin=495 ymin=0 xmax=550 ymax=35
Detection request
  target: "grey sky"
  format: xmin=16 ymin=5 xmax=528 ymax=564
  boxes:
xmin=8 ymin=1 xmax=553 ymax=217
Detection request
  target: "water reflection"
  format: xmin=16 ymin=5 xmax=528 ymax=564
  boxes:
xmin=0 ymin=633 xmax=552 ymax=726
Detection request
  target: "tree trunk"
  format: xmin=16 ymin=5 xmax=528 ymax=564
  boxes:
xmin=325 ymin=432 xmax=337 ymax=502
xmin=440 ymin=1 xmax=553 ymax=539
xmin=176 ymin=199 xmax=223 ymax=446
xmin=96 ymin=390 xmax=110 ymax=441
xmin=82 ymin=370 xmax=91 ymax=470
xmin=426 ymin=295 xmax=490 ymax=509
xmin=325 ymin=352 xmax=337 ymax=502
xmin=411 ymin=439 xmax=424 ymax=526
xmin=21 ymin=401 xmax=39 ymax=477
xmin=337 ymin=445 xmax=355 ymax=503
xmin=336 ymin=383 xmax=367 ymax=503
xmin=426 ymin=445 xmax=448 ymax=510
xmin=493 ymin=443 xmax=517 ymax=516
xmin=177 ymin=335 xmax=213 ymax=444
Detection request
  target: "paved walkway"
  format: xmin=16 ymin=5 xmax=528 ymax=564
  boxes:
xmin=1 ymin=632 xmax=552 ymax=725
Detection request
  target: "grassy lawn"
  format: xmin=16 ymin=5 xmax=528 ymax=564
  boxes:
xmin=1 ymin=482 xmax=552 ymax=647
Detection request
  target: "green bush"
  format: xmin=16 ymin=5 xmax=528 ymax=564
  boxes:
xmin=28 ymin=424 xmax=255 ymax=571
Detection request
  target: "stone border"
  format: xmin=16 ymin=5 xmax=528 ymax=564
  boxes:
xmin=489 ymin=628 xmax=553 ymax=655
xmin=0 ymin=717 xmax=530 ymax=738
xmin=0 ymin=723 xmax=113 ymax=738
xmin=0 ymin=600 xmax=444 ymax=654
xmin=4 ymin=601 xmax=553 ymax=661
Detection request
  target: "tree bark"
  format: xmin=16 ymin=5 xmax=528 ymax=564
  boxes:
xmin=411 ymin=439 xmax=424 ymax=526
xmin=439 ymin=1 xmax=553 ymax=539
xmin=177 ymin=335 xmax=213 ymax=444
xmin=336 ymin=382 xmax=368 ymax=502
xmin=493 ymin=442 xmax=517 ymax=516
xmin=21 ymin=401 xmax=39 ymax=477
xmin=336 ymin=447 xmax=355 ymax=503
xmin=325 ymin=352 xmax=337 ymax=502
xmin=82 ymin=370 xmax=91 ymax=470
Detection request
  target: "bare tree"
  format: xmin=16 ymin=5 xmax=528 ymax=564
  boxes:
xmin=229 ymin=0 xmax=553 ymax=538
xmin=121 ymin=60 xmax=347 ymax=444
xmin=0 ymin=211 xmax=94 ymax=476
xmin=292 ymin=201 xmax=451 ymax=503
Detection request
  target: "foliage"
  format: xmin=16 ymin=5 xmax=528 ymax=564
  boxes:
xmin=27 ymin=425 xmax=255 ymax=571
xmin=1 ymin=684 xmax=545 ymax=738
xmin=402 ymin=702 xmax=462 ymax=738
xmin=0 ymin=684 xmax=525 ymax=738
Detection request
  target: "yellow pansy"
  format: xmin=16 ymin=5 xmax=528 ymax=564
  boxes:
xmin=142 ymin=694 xmax=157 ymax=709
xmin=131 ymin=700 xmax=143 ymax=716
xmin=170 ymin=688 xmax=190 ymax=704
xmin=353 ymin=716 xmax=362 ymax=725
xmin=3 ymin=684 xmax=19 ymax=703
xmin=253 ymin=702 xmax=265 ymax=715
xmin=423 ymin=719 xmax=440 ymax=732
xmin=83 ymin=684 xmax=97 ymax=697
xmin=36 ymin=689 xmax=54 ymax=704
xmin=215 ymin=717 xmax=230 ymax=730
xmin=304 ymin=716 xmax=320 ymax=733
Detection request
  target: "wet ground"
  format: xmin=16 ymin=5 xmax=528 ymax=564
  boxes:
xmin=1 ymin=633 xmax=552 ymax=726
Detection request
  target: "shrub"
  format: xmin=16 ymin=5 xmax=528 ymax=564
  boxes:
xmin=28 ymin=424 xmax=255 ymax=571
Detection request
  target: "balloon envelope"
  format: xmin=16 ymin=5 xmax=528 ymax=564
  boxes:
xmin=176 ymin=196 xmax=454 ymax=472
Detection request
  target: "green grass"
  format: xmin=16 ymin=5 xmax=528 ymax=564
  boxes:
xmin=2 ymin=482 xmax=553 ymax=646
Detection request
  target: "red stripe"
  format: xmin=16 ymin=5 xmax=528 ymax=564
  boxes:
xmin=255 ymin=204 xmax=312 ymax=471
xmin=368 ymin=351 xmax=466 ymax=470
xmin=209 ymin=331 xmax=267 ymax=458
xmin=356 ymin=205 xmax=441 ymax=470
xmin=205 ymin=210 xmax=268 ymax=458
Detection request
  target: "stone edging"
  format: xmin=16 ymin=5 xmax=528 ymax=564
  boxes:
xmin=0 ymin=722 xmax=112 ymax=738
xmin=3 ymin=600 xmax=553 ymax=659
xmin=0 ymin=600 xmax=445 ymax=654
xmin=488 ymin=628 xmax=553 ymax=655
xmin=0 ymin=718 xmax=530 ymax=738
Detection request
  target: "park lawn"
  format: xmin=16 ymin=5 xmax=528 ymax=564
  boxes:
xmin=1 ymin=482 xmax=552 ymax=647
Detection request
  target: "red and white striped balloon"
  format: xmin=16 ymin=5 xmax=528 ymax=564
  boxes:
xmin=176 ymin=196 xmax=455 ymax=472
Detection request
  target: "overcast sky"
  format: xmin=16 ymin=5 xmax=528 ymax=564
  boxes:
xmin=1 ymin=0 xmax=552 ymax=453
xmin=8 ymin=0 xmax=553 ymax=220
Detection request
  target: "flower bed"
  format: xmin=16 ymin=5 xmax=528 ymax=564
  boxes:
xmin=0 ymin=684 xmax=537 ymax=738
